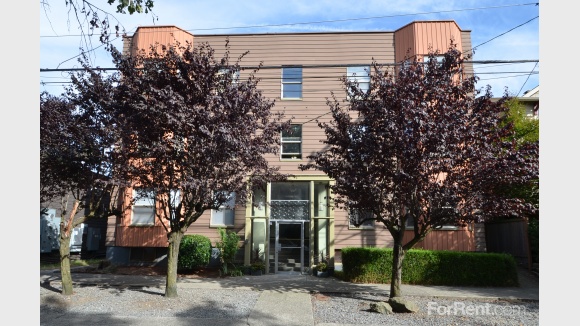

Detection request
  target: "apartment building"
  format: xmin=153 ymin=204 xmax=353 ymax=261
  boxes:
xmin=106 ymin=20 xmax=484 ymax=273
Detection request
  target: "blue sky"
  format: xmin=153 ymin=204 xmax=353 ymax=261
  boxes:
xmin=39 ymin=0 xmax=539 ymax=97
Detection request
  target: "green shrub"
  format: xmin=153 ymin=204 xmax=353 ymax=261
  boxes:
xmin=215 ymin=228 xmax=241 ymax=275
xmin=178 ymin=235 xmax=212 ymax=270
xmin=342 ymin=247 xmax=518 ymax=287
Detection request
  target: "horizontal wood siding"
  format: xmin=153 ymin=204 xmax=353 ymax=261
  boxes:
xmin=195 ymin=33 xmax=394 ymax=175
xmin=461 ymin=31 xmax=474 ymax=77
xmin=402 ymin=228 xmax=475 ymax=251
xmin=333 ymin=208 xmax=394 ymax=249
xmin=184 ymin=206 xmax=247 ymax=245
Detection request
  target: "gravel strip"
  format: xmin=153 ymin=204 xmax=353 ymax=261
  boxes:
xmin=312 ymin=292 xmax=539 ymax=325
xmin=40 ymin=285 xmax=260 ymax=319
xmin=41 ymin=285 xmax=539 ymax=325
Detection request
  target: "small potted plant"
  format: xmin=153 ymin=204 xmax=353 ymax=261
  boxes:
xmin=251 ymin=261 xmax=265 ymax=276
xmin=250 ymin=248 xmax=265 ymax=276
xmin=314 ymin=251 xmax=330 ymax=277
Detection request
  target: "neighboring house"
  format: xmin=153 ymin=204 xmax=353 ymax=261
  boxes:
xmin=40 ymin=195 xmax=108 ymax=259
xmin=106 ymin=21 xmax=487 ymax=272
xmin=519 ymin=85 xmax=540 ymax=119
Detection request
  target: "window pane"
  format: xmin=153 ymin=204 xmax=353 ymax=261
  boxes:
xmin=134 ymin=189 xmax=155 ymax=206
xmin=282 ymin=143 xmax=301 ymax=154
xmin=347 ymin=66 xmax=370 ymax=78
xmin=350 ymin=209 xmax=374 ymax=228
xmin=282 ymin=83 xmax=302 ymax=98
xmin=347 ymin=66 xmax=370 ymax=97
xmin=282 ymin=125 xmax=301 ymax=139
xmin=132 ymin=206 xmax=155 ymax=225
xmin=211 ymin=209 xmax=224 ymax=225
xmin=358 ymin=82 xmax=370 ymax=93
xmin=271 ymin=182 xmax=309 ymax=200
xmin=282 ymin=67 xmax=302 ymax=81
xmin=211 ymin=208 xmax=235 ymax=226
xmin=224 ymin=209 xmax=235 ymax=226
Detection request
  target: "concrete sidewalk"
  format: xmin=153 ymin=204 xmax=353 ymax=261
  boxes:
xmin=40 ymin=268 xmax=539 ymax=301
xmin=40 ymin=268 xmax=538 ymax=326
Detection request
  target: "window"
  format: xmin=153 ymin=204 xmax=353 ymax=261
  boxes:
xmin=405 ymin=205 xmax=460 ymax=230
xmin=169 ymin=189 xmax=181 ymax=219
xmin=218 ymin=68 xmax=239 ymax=83
xmin=216 ymin=68 xmax=240 ymax=93
xmin=423 ymin=55 xmax=445 ymax=71
xmin=211 ymin=192 xmax=236 ymax=227
xmin=347 ymin=66 xmax=370 ymax=97
xmin=132 ymin=189 xmax=155 ymax=225
xmin=349 ymin=208 xmax=375 ymax=229
xmin=281 ymin=67 xmax=302 ymax=99
xmin=270 ymin=182 xmax=309 ymax=220
xmin=281 ymin=124 xmax=302 ymax=159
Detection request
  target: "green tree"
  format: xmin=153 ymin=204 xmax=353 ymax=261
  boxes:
xmin=502 ymin=98 xmax=539 ymax=144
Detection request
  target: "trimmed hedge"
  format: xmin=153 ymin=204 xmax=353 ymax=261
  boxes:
xmin=342 ymin=247 xmax=518 ymax=287
xmin=178 ymin=235 xmax=212 ymax=270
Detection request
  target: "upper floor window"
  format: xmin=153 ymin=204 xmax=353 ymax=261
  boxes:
xmin=349 ymin=208 xmax=375 ymax=229
xmin=281 ymin=67 xmax=302 ymax=99
xmin=347 ymin=66 xmax=370 ymax=96
xmin=216 ymin=68 xmax=240 ymax=93
xmin=132 ymin=188 xmax=155 ymax=225
xmin=211 ymin=192 xmax=236 ymax=227
xmin=423 ymin=55 xmax=445 ymax=71
xmin=281 ymin=124 xmax=302 ymax=159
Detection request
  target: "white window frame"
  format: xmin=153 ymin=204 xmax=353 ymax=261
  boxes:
xmin=281 ymin=124 xmax=302 ymax=160
xmin=281 ymin=67 xmax=302 ymax=99
xmin=349 ymin=208 xmax=375 ymax=230
xmin=210 ymin=192 xmax=236 ymax=227
xmin=347 ymin=66 xmax=370 ymax=98
xmin=131 ymin=189 xmax=155 ymax=226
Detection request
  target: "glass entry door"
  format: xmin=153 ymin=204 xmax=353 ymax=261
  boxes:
xmin=269 ymin=221 xmax=309 ymax=274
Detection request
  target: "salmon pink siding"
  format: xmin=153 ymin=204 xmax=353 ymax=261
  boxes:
xmin=127 ymin=26 xmax=194 ymax=56
xmin=402 ymin=228 xmax=475 ymax=251
xmin=109 ymin=21 xmax=481 ymax=267
xmin=394 ymin=21 xmax=464 ymax=62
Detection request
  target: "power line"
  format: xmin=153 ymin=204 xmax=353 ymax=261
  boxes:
xmin=40 ymin=2 xmax=539 ymax=38
xmin=470 ymin=16 xmax=538 ymax=51
xmin=516 ymin=61 xmax=539 ymax=96
xmin=40 ymin=60 xmax=538 ymax=72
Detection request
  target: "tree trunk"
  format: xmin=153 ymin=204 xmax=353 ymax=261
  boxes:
xmin=165 ymin=231 xmax=184 ymax=298
xmin=59 ymin=231 xmax=73 ymax=295
xmin=59 ymin=200 xmax=80 ymax=296
xmin=390 ymin=239 xmax=406 ymax=298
